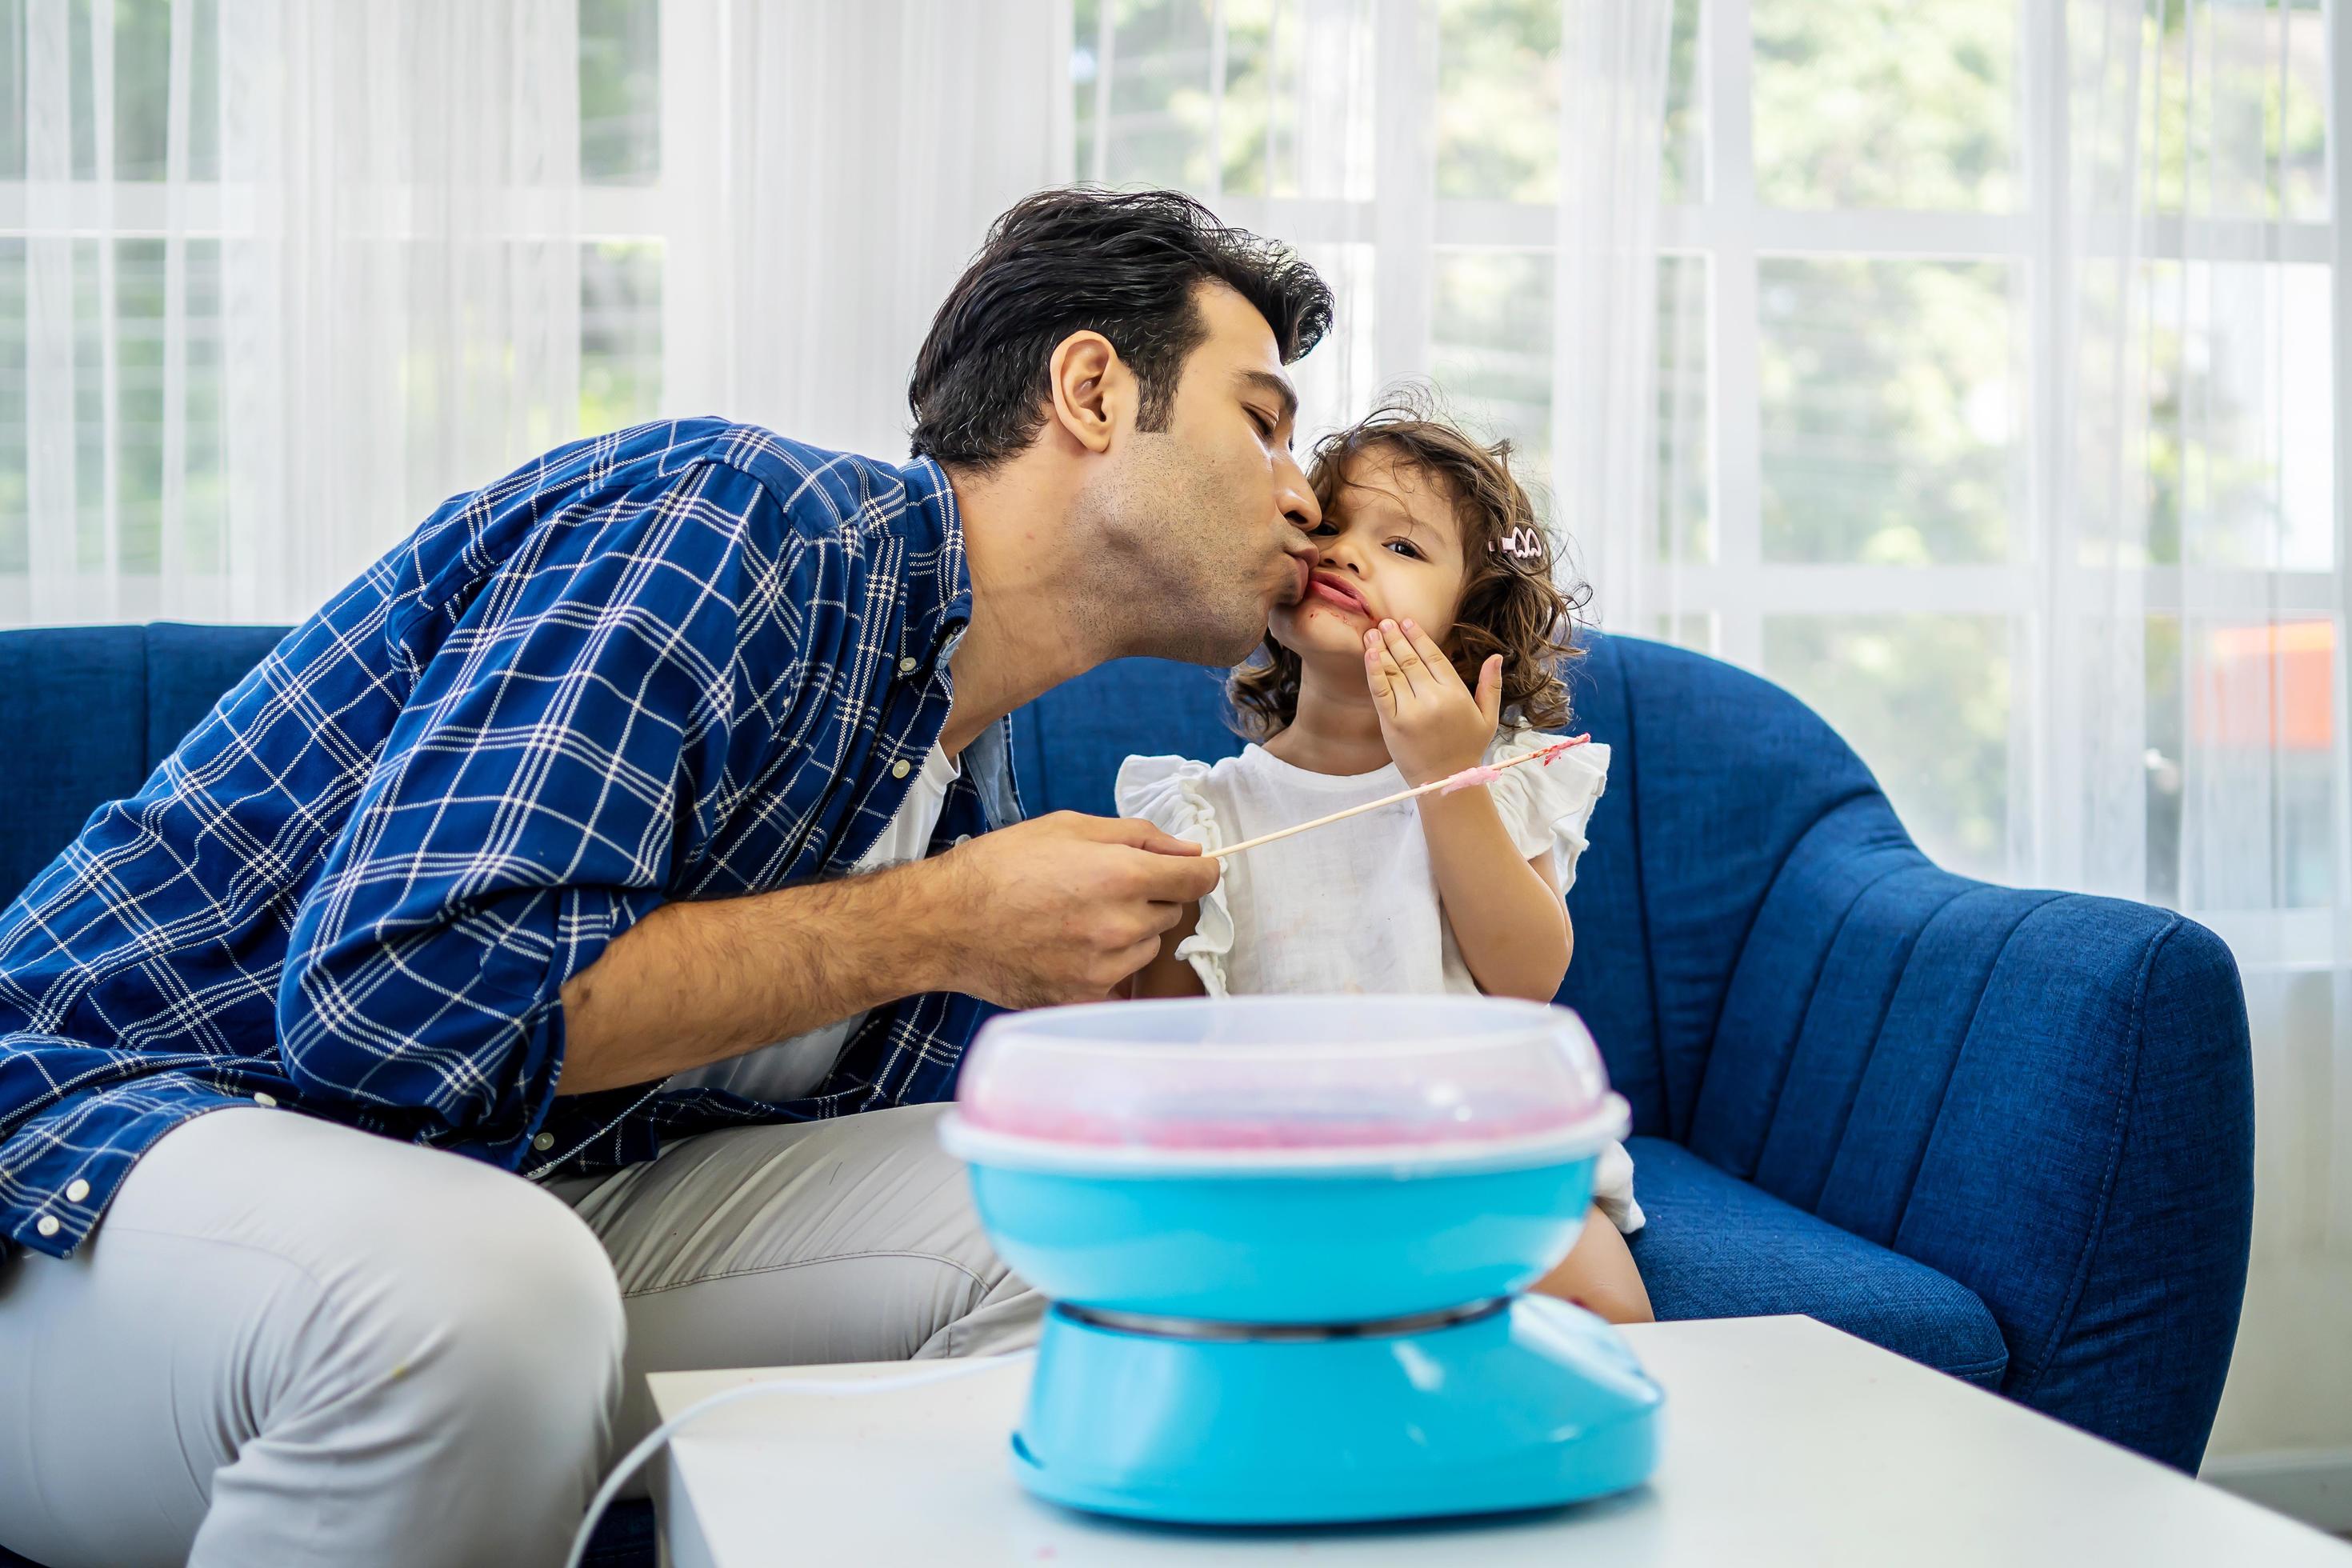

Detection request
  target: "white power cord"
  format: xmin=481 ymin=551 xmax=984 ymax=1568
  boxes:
xmin=561 ymin=1350 xmax=1037 ymax=1568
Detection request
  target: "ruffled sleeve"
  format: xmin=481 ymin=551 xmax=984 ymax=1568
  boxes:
xmin=1481 ymin=730 xmax=1611 ymax=892
xmin=1114 ymin=754 xmax=1237 ymax=996
xmin=1592 ymin=1138 xmax=1645 ymax=1234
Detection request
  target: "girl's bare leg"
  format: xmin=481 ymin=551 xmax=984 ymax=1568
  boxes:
xmin=1531 ymin=1205 xmax=1653 ymax=1325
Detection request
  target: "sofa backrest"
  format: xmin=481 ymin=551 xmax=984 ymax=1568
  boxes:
xmin=0 ymin=622 xmax=290 ymax=902
xmin=0 ymin=623 xmax=1917 ymax=1155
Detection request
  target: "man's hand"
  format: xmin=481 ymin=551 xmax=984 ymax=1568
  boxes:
xmin=913 ymin=812 xmax=1220 ymax=1008
xmin=554 ymin=812 xmax=1218 ymax=1095
xmin=1365 ymin=617 xmax=1502 ymax=786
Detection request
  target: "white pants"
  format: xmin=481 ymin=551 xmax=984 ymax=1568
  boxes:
xmin=0 ymin=1102 xmax=1038 ymax=1568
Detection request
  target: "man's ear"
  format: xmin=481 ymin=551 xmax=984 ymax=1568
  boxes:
xmin=1046 ymin=330 xmax=1126 ymax=455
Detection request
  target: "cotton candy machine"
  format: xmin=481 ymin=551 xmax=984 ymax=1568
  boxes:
xmin=938 ymin=994 xmax=1662 ymax=1526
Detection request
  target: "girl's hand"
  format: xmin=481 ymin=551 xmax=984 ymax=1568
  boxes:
xmin=1364 ymin=618 xmax=1503 ymax=786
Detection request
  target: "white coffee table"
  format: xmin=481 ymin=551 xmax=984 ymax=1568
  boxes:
xmin=646 ymin=1314 xmax=2351 ymax=1566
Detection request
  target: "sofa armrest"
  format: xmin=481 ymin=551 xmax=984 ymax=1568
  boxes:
xmin=1682 ymin=797 xmax=2253 ymax=1471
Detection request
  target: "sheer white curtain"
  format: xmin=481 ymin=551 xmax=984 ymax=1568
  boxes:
xmin=1996 ymin=0 xmax=2352 ymax=1472
xmin=1550 ymin=0 xmax=1674 ymax=631
xmin=673 ymin=0 xmax=1069 ymax=457
xmin=2 ymin=0 xmax=1065 ymax=628
xmin=1074 ymin=0 xmax=2347 ymax=1481
xmin=2097 ymin=0 xmax=2352 ymax=1475
xmin=13 ymin=0 xmax=583 ymax=626
xmin=222 ymin=0 xmax=586 ymax=622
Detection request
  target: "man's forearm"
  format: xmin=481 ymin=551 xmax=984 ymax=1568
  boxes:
xmin=554 ymin=860 xmax=954 ymax=1095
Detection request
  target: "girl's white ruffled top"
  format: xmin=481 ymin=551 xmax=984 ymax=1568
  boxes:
xmin=1118 ymin=728 xmax=1640 ymax=1232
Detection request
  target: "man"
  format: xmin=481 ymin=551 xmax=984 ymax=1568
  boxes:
xmin=0 ymin=189 xmax=1331 ymax=1567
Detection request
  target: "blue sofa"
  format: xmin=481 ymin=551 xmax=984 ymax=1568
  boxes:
xmin=1021 ymin=641 xmax=2254 ymax=1477
xmin=0 ymin=622 xmax=2253 ymax=1541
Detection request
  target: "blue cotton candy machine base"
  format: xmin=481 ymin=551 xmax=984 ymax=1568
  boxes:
xmin=1014 ymin=1294 xmax=1659 ymax=1526
xmin=940 ymin=995 xmax=1666 ymax=1530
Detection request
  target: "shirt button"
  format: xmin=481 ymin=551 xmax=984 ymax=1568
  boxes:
xmin=532 ymin=1132 xmax=555 ymax=1151
xmin=253 ymin=1091 xmax=278 ymax=1108
xmin=64 ymin=1179 xmax=89 ymax=1203
xmin=34 ymin=1214 xmax=58 ymax=1238
xmin=891 ymin=758 xmax=912 ymax=780
xmin=898 ymin=656 xmax=919 ymax=675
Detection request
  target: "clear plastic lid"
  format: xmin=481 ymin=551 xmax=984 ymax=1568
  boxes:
xmin=940 ymin=995 xmax=1628 ymax=1175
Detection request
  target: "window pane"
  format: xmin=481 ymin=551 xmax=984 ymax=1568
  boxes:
xmin=1290 ymin=241 xmax=1377 ymax=442
xmin=1651 ymin=610 xmax=1717 ymax=655
xmin=1098 ymin=0 xmax=1217 ymax=189
xmin=1657 ymin=253 xmax=1710 ymax=563
xmin=1430 ymin=247 xmax=1554 ymax=490
xmin=581 ymin=0 xmax=658 ymax=186
xmin=1758 ymin=258 xmax=2019 ymax=565
xmin=74 ymin=239 xmax=103 ymax=570
xmin=114 ymin=0 xmax=165 ymax=180
xmin=70 ymin=0 xmax=94 ymax=177
xmin=2144 ymin=261 xmax=2334 ymax=571
xmin=1661 ymin=0 xmax=1704 ymax=203
xmin=1764 ymin=614 xmax=2011 ymax=880
xmin=1082 ymin=0 xmax=1374 ymax=199
xmin=0 ymin=240 xmax=23 ymax=574
xmin=1238 ymin=0 xmax=1375 ymax=200
xmin=2143 ymin=0 xmax=2326 ymax=221
xmin=0 ymin=0 xmax=22 ymax=178
xmin=1073 ymin=0 xmax=1102 ymax=181
xmin=580 ymin=241 xmax=662 ymax=436
xmin=1435 ymin=0 xmax=1558 ymax=202
xmin=2168 ymin=618 xmax=2339 ymax=910
xmin=2146 ymin=613 xmax=2185 ymax=908
xmin=186 ymin=0 xmax=218 ymax=180
xmin=16 ymin=1 xmax=225 ymax=182
xmin=116 ymin=237 xmax=163 ymax=573
xmin=1753 ymin=0 xmax=2017 ymax=211
xmin=184 ymin=236 xmax=223 ymax=570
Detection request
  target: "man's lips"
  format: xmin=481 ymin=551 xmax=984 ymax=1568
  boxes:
xmin=1306 ymin=571 xmax=1373 ymax=619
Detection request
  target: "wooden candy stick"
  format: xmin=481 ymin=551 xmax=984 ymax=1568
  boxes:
xmin=1206 ymin=734 xmax=1590 ymax=861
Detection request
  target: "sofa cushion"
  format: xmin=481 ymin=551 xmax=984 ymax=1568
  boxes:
xmin=142 ymin=622 xmax=289 ymax=771
xmin=0 ymin=626 xmax=150 ymax=902
xmin=1626 ymin=1134 xmax=2009 ymax=1386
xmin=1013 ymin=655 xmax=1241 ymax=819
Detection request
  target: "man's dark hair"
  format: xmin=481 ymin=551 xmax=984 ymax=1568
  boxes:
xmin=907 ymin=187 xmax=1335 ymax=470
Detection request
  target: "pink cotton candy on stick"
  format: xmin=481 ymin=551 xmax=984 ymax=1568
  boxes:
xmin=1437 ymin=764 xmax=1502 ymax=795
xmin=1206 ymin=731 xmax=1596 ymax=860
xmin=1439 ymin=734 xmax=1589 ymax=794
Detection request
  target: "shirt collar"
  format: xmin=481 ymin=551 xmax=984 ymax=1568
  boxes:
xmin=893 ymin=456 xmax=972 ymax=662
xmin=890 ymin=458 xmax=1022 ymax=830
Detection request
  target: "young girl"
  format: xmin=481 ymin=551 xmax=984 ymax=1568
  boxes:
xmin=1118 ymin=402 xmax=1650 ymax=1324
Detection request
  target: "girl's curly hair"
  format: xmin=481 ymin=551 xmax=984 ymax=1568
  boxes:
xmin=1228 ymin=396 xmax=1593 ymax=740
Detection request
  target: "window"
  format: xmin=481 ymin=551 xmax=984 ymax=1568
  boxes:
xmin=0 ymin=0 xmax=674 ymax=622
xmin=1074 ymin=0 xmax=2340 ymax=913
xmin=579 ymin=0 xmax=666 ymax=434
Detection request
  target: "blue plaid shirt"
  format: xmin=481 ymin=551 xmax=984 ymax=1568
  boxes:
xmin=0 ymin=419 xmax=1022 ymax=1259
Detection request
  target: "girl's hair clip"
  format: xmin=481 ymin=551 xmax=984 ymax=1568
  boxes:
xmin=1489 ymin=526 xmax=1545 ymax=562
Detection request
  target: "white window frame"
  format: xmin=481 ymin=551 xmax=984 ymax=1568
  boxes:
xmin=1082 ymin=0 xmax=2347 ymax=938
